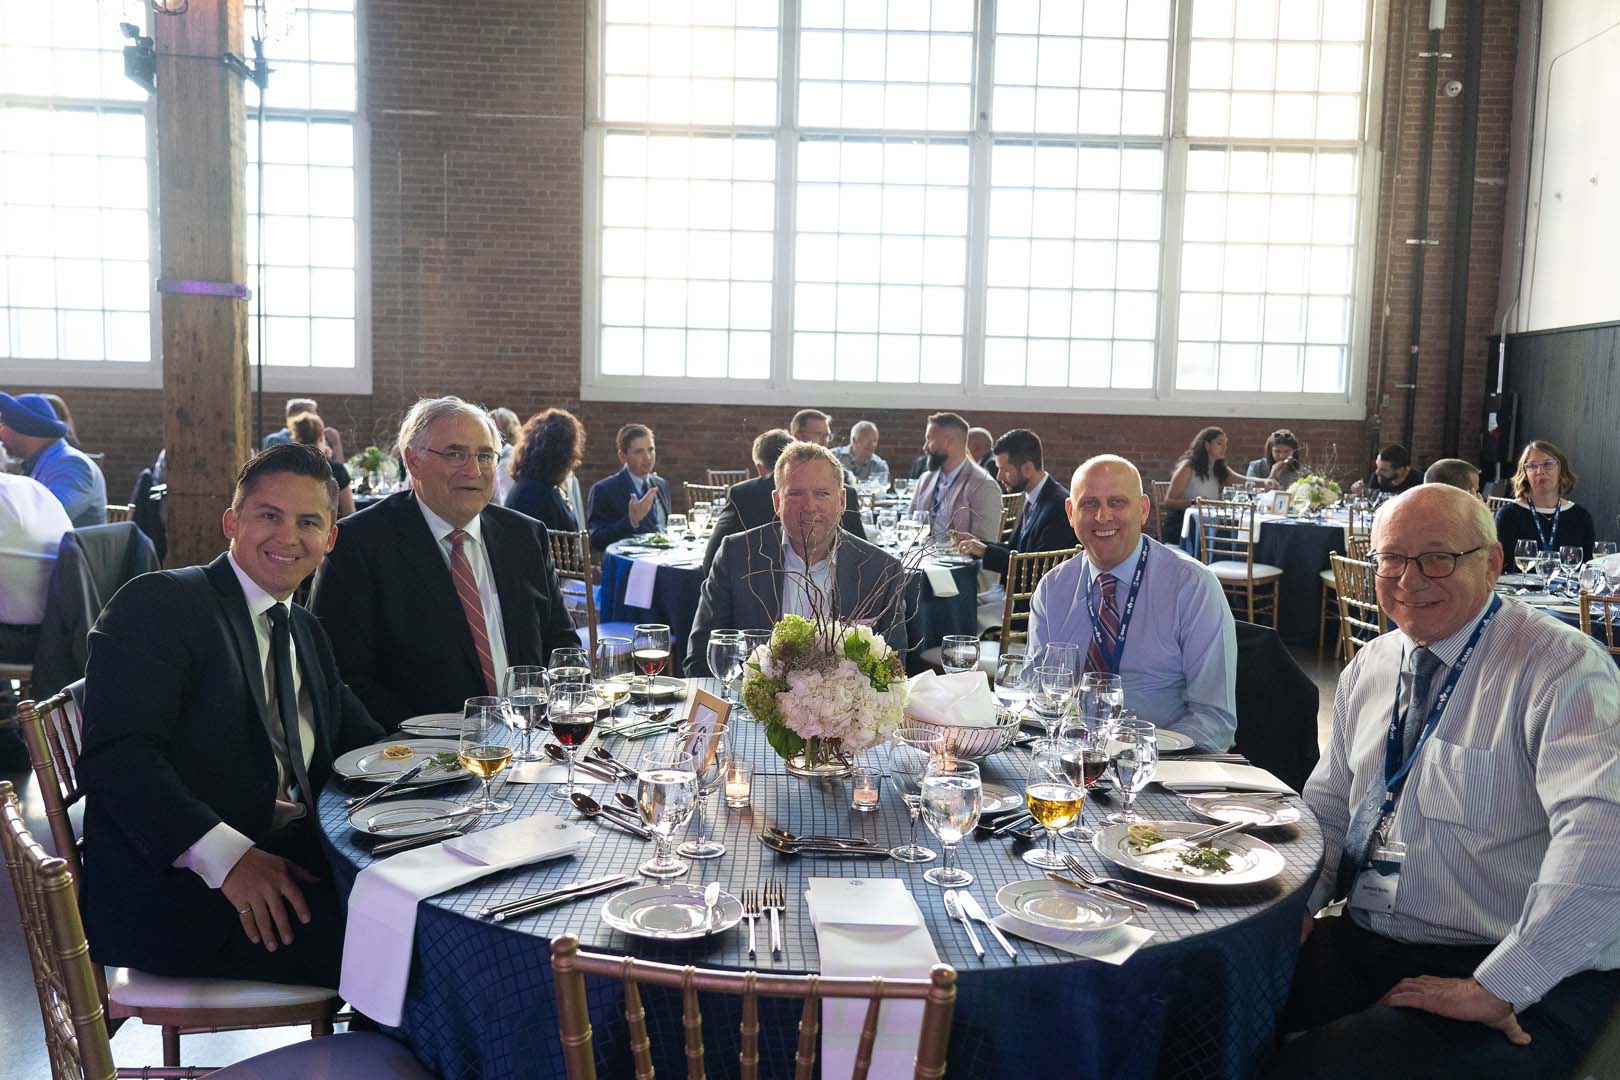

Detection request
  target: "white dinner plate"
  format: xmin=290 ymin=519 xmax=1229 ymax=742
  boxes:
xmin=600 ymin=883 xmax=743 ymax=940
xmin=628 ymin=675 xmax=686 ymax=700
xmin=349 ymin=797 xmax=472 ymax=838
xmin=1105 ymin=728 xmax=1196 ymax=754
xmin=399 ymin=712 xmax=464 ymax=737
xmin=1092 ymin=820 xmax=1285 ymax=887
xmin=1183 ymin=793 xmax=1301 ymax=828
xmin=929 ymin=552 xmax=977 ymax=568
xmin=980 ymin=782 xmax=1022 ymax=816
xmin=332 ymin=738 xmax=463 ymax=783
xmin=995 ymin=879 xmax=1133 ymax=932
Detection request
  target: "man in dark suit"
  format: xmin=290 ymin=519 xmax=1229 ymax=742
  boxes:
xmin=701 ymin=429 xmax=866 ymax=575
xmin=309 ymin=396 xmax=579 ymax=732
xmin=586 ymin=423 xmax=672 ymax=551
xmin=686 ymin=443 xmax=907 ymax=675
xmin=955 ymin=429 xmax=1078 ymax=576
xmin=77 ymin=444 xmax=382 ymax=987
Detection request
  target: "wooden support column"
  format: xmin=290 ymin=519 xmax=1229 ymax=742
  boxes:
xmin=154 ymin=0 xmax=250 ymax=569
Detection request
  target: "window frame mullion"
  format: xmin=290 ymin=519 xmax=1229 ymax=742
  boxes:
xmin=770 ymin=0 xmax=800 ymax=391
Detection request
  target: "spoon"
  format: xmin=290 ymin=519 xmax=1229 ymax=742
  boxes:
xmin=568 ymin=791 xmax=652 ymax=838
xmin=703 ymin=881 xmax=720 ymax=932
xmin=544 ymin=743 xmax=619 ymax=781
xmin=614 ymin=791 xmax=640 ymax=814
xmin=758 ymin=833 xmax=891 ymax=858
xmin=762 ymin=826 xmax=878 ymax=848
xmin=588 ymin=745 xmax=637 ymax=779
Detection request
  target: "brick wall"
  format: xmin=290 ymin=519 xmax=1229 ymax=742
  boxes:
xmin=54 ymin=0 xmax=1518 ymax=506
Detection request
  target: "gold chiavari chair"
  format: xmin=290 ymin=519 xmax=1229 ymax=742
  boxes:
xmin=14 ymin=693 xmax=342 ymax=1072
xmin=549 ymin=934 xmax=957 ymax=1080
xmin=1580 ymin=593 xmax=1620 ymax=656
xmin=685 ymin=482 xmax=732 ymax=515
xmin=2 ymin=782 xmax=432 ymax=1080
xmin=917 ymin=544 xmax=1081 ymax=673
xmin=1195 ymin=498 xmax=1283 ymax=626
xmin=1147 ymin=480 xmax=1172 ymax=541
xmin=1318 ymin=511 xmax=1377 ymax=657
xmin=1332 ymin=554 xmax=1388 ymax=663
xmin=1486 ymin=495 xmax=1514 ymax=514
xmin=999 ymin=491 xmax=1023 ymax=543
xmin=706 ymin=468 xmax=749 ymax=488
xmin=548 ymin=529 xmax=602 ymax=653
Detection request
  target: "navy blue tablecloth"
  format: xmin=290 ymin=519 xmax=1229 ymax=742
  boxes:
xmin=597 ymin=542 xmax=704 ymax=667
xmin=1181 ymin=512 xmax=1347 ymax=645
xmin=322 ymin=680 xmax=1323 ymax=1080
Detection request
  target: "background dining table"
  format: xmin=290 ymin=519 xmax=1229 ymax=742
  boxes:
xmin=320 ymin=679 xmax=1325 ymax=1080
xmin=1179 ymin=508 xmax=1350 ymax=645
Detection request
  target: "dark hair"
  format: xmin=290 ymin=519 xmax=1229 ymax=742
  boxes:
xmin=1424 ymin=458 xmax=1480 ymax=491
xmin=1179 ymin=426 xmax=1230 ymax=484
xmin=288 ymin=411 xmax=325 ymax=445
xmin=1376 ymin=443 xmax=1411 ymax=469
xmin=752 ymin=428 xmax=794 ymax=470
xmin=926 ymin=411 xmax=969 ymax=435
xmin=232 ymin=443 xmax=338 ymax=519
xmin=512 ymin=409 xmax=584 ymax=488
xmin=992 ymin=428 xmax=1043 ymax=470
xmin=1263 ymin=428 xmax=1299 ymax=462
xmin=616 ymin=423 xmax=652 ymax=456
xmin=1511 ymin=440 xmax=1575 ymax=500
xmin=789 ymin=409 xmax=830 ymax=435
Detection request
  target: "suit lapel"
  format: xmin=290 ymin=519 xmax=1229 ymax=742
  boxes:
xmin=288 ymin=609 xmax=332 ymax=768
xmin=396 ymin=493 xmax=484 ymax=680
xmin=481 ymin=507 xmax=535 ymax=667
xmin=742 ymin=527 xmax=783 ymax=625
xmin=204 ymin=557 xmax=277 ymax=772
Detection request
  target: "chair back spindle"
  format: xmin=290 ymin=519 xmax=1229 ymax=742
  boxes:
xmin=1001 ymin=546 xmax=1081 ymax=647
xmin=1580 ymin=593 xmax=1620 ymax=656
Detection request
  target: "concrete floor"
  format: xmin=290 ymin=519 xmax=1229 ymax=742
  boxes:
xmin=0 ymin=644 xmax=1344 ymax=1078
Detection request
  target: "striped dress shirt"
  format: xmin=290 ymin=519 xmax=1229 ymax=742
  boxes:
xmin=1304 ymin=596 xmax=1620 ymax=1009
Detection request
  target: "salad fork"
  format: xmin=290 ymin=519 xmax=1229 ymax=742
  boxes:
xmin=1062 ymin=855 xmax=1200 ymax=910
xmin=765 ymin=879 xmax=786 ymax=958
xmin=743 ymin=889 xmax=761 ymax=958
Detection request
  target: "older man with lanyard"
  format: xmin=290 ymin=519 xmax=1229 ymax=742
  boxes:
xmin=1268 ymin=484 xmax=1620 ymax=1079
xmin=1026 ymin=454 xmax=1236 ymax=752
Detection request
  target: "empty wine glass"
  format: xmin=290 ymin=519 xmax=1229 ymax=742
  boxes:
xmin=920 ymin=758 xmax=981 ymax=887
xmin=1559 ymin=545 xmax=1584 ymax=594
xmin=993 ymin=649 xmax=1031 ymax=719
xmin=675 ymin=719 xmax=732 ymax=859
xmin=458 ymin=696 xmax=514 ymax=814
xmin=1022 ymin=740 xmax=1084 ymax=870
xmin=501 ymin=665 xmax=548 ymax=763
xmin=738 ymin=629 xmax=773 ymax=716
xmin=1578 ymin=561 xmax=1607 ymax=597
xmin=1032 ymin=665 xmax=1074 ymax=739
xmin=1104 ymin=714 xmax=1157 ymax=824
xmin=886 ymin=727 xmax=944 ymax=863
xmin=1593 ymin=541 xmax=1618 ymax=559
xmin=1536 ymin=550 xmax=1560 ymax=591
xmin=1040 ymin=641 xmax=1081 ymax=679
xmin=636 ymin=748 xmax=698 ymax=880
xmin=941 ymin=635 xmax=979 ymax=674
xmin=706 ymin=629 xmax=745 ymax=704
xmin=667 ymin=513 xmax=688 ymax=541
xmin=548 ymin=647 xmax=591 ymax=687
xmin=631 ymin=624 xmax=671 ymax=717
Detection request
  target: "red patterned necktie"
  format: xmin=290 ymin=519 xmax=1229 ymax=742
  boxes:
xmin=449 ymin=529 xmax=498 ymax=694
xmin=1085 ymin=572 xmax=1121 ymax=674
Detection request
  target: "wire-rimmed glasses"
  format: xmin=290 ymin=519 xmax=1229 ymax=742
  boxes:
xmin=886 ymin=727 xmax=943 ymax=863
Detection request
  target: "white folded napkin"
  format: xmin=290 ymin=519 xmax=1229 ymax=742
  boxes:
xmin=990 ymin=912 xmax=1153 ymax=964
xmin=806 ymin=878 xmax=940 ymax=1080
xmin=904 ymin=669 xmax=998 ymax=727
xmin=922 ymin=564 xmax=959 ymax=598
xmin=340 ymin=813 xmax=589 ymax=1025
xmin=624 ymin=557 xmax=659 ymax=608
xmin=1153 ymin=761 xmax=1295 ymax=793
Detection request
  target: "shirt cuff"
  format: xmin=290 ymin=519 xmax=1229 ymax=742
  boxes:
xmin=171 ymin=823 xmax=254 ymax=889
xmin=1473 ymin=936 xmax=1566 ymax=1011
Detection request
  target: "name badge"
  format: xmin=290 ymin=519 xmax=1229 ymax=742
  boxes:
xmin=1349 ymin=840 xmax=1406 ymax=915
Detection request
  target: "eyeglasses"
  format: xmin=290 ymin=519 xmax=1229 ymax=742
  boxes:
xmin=1523 ymin=460 xmax=1559 ymax=472
xmin=423 ymin=446 xmax=499 ymax=470
xmin=1367 ymin=547 xmax=1483 ymax=579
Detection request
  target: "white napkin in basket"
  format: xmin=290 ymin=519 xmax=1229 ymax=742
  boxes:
xmin=904 ymin=669 xmax=998 ymax=727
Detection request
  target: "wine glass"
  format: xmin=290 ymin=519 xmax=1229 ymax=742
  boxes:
xmin=593 ymin=636 xmax=633 ymax=726
xmin=876 ymin=508 xmax=898 ymax=546
xmin=1559 ymin=545 xmax=1584 ymax=594
xmin=886 ymin=727 xmax=943 ymax=863
xmin=908 ymin=509 xmax=933 ymax=546
xmin=501 ymin=665 xmax=548 ymax=763
xmin=1032 ymin=665 xmax=1074 ymax=739
xmin=920 ymin=758 xmax=981 ymax=887
xmin=675 ymin=718 xmax=732 ymax=859
xmin=548 ymin=647 xmax=592 ymax=688
xmin=1057 ymin=719 xmax=1110 ymax=841
xmin=1536 ymin=550 xmax=1561 ymax=591
xmin=1078 ymin=671 xmax=1123 ymax=730
xmin=706 ymin=629 xmax=745 ymax=704
xmin=458 ymin=696 xmax=514 ymax=814
xmin=667 ymin=513 xmax=688 ymax=542
xmin=1104 ymin=714 xmax=1157 ymax=824
xmin=941 ymin=635 xmax=979 ymax=674
xmin=1578 ymin=561 xmax=1607 ymax=597
xmin=1039 ymin=641 xmax=1081 ymax=679
xmin=1513 ymin=539 xmax=1539 ymax=576
xmin=631 ymin=623 xmax=671 ymax=717
xmin=545 ymin=680 xmax=596 ymax=800
xmin=1022 ymin=740 xmax=1084 ymax=870
xmin=993 ymin=648 xmax=1031 ymax=719
xmin=1593 ymin=541 xmax=1618 ymax=559
xmin=636 ymin=748 xmax=698 ymax=879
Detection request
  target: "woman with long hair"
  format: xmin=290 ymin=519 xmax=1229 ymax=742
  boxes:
xmin=1163 ymin=426 xmax=1231 ymax=538
xmin=1494 ymin=440 xmax=1594 ymax=561
xmin=1246 ymin=428 xmax=1304 ymax=487
xmin=506 ymin=408 xmax=585 ymax=534
xmin=288 ymin=411 xmax=357 ymax=518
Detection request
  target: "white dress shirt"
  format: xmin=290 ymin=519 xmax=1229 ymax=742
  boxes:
xmin=779 ymin=530 xmax=836 ymax=620
xmin=1304 ymin=596 xmax=1620 ymax=1009
xmin=416 ymin=498 xmax=509 ymax=684
xmin=0 ymin=472 xmax=72 ymax=625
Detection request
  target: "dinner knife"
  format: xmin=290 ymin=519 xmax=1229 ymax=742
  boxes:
xmin=480 ymin=875 xmax=634 ymax=919
xmin=955 ymin=892 xmax=1017 ymax=960
xmin=1139 ymin=820 xmax=1246 ymax=855
xmin=1046 ymin=873 xmax=1148 ymax=912
xmin=491 ymin=876 xmax=637 ymax=923
xmin=346 ymin=761 xmax=427 ymax=815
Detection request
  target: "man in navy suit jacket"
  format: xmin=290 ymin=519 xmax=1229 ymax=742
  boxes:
xmin=77 ymin=444 xmax=382 ymax=986
xmin=956 ymin=429 xmax=1078 ymax=576
xmin=586 ymin=423 xmax=672 ymax=551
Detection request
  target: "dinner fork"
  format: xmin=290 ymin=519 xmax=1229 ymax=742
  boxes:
xmin=765 ymin=879 xmax=785 ymax=958
xmin=1062 ymin=854 xmax=1201 ymax=910
xmin=743 ymin=889 xmax=762 ymax=958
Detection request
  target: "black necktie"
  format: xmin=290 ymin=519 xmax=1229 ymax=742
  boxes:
xmin=266 ymin=603 xmax=317 ymax=819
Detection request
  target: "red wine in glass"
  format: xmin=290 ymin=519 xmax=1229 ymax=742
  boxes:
xmin=551 ymin=706 xmax=596 ymax=748
xmin=633 ymin=648 xmax=669 ymax=677
xmin=1082 ymin=750 xmax=1110 ymax=786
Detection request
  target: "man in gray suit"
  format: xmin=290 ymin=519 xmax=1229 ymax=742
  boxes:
xmin=685 ymin=442 xmax=908 ymax=676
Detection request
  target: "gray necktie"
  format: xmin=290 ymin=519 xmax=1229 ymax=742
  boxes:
xmin=266 ymin=604 xmax=317 ymax=820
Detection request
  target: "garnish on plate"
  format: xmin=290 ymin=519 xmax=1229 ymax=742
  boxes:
xmin=1178 ymin=845 xmax=1233 ymax=873
xmin=1126 ymin=823 xmax=1166 ymax=850
xmin=426 ymin=750 xmax=464 ymax=774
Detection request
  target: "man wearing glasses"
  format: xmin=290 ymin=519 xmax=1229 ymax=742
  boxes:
xmin=1270 ymin=484 xmax=1620 ymax=1078
xmin=310 ymin=396 xmax=579 ymax=732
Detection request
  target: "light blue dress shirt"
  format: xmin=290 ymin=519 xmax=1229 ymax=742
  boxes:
xmin=1027 ymin=535 xmax=1237 ymax=751
xmin=25 ymin=438 xmax=107 ymax=527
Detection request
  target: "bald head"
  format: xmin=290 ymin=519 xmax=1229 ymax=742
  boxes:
xmin=1071 ymin=455 xmax=1144 ymax=499
xmin=1371 ymin=483 xmax=1496 ymax=553
xmin=1068 ymin=455 xmax=1149 ymax=570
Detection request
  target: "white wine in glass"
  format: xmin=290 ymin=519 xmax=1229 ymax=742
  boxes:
xmin=459 ymin=696 xmax=513 ymax=814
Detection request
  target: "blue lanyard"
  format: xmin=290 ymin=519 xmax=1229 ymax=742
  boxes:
xmin=1530 ymin=502 xmax=1561 ymax=551
xmin=1083 ymin=538 xmax=1150 ymax=674
xmin=1379 ymin=597 xmax=1501 ymax=815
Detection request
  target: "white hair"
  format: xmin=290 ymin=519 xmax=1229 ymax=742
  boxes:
xmin=850 ymin=420 xmax=878 ymax=439
xmin=396 ymin=396 xmax=501 ymax=459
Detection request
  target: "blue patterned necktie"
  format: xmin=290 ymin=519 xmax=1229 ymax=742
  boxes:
xmin=1333 ymin=645 xmax=1443 ymax=899
xmin=1084 ymin=573 xmax=1120 ymax=674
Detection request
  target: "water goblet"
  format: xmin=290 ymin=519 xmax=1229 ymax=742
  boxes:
xmin=675 ymin=718 xmax=732 ymax=859
xmin=706 ymin=629 xmax=745 ymax=705
xmin=941 ymin=635 xmax=979 ymax=674
xmin=993 ymin=649 xmax=1031 ymax=719
xmin=1559 ymin=545 xmax=1584 ymax=594
xmin=920 ymin=759 xmax=981 ymax=887
xmin=1103 ymin=714 xmax=1157 ymax=824
xmin=1078 ymin=671 xmax=1123 ymax=729
xmin=635 ymin=748 xmax=698 ymax=879
xmin=1032 ymin=665 xmax=1074 ymax=739
xmin=501 ymin=665 xmax=548 ymax=763
xmin=667 ymin=513 xmax=689 ymax=542
xmin=548 ymin=647 xmax=591 ymax=687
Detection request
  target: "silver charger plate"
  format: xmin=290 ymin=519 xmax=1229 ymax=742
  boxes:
xmin=980 ymin=782 xmax=1022 ymax=816
xmin=333 ymin=738 xmax=463 ymax=783
xmin=600 ymin=883 xmax=744 ymax=940
xmin=349 ymin=797 xmax=471 ymax=838
xmin=1183 ymin=793 xmax=1301 ymax=828
xmin=399 ymin=712 xmax=463 ymax=737
xmin=1092 ymin=820 xmax=1285 ymax=887
xmin=995 ymin=879 xmax=1133 ymax=932
xmin=929 ymin=552 xmax=977 ymax=568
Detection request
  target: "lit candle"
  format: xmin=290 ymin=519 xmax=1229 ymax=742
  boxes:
xmin=851 ymin=766 xmax=881 ymax=811
xmin=725 ymin=761 xmax=753 ymax=808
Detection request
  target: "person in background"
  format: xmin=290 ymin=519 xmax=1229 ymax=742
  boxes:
xmin=0 ymin=392 xmax=107 ymax=527
xmin=833 ymin=420 xmax=889 ymax=488
xmin=955 ymin=428 xmax=1076 ymax=577
xmin=506 ymin=408 xmax=586 ymax=536
xmin=968 ymin=427 xmax=996 ymax=475
xmin=1248 ymin=428 xmax=1305 ymax=488
xmin=909 ymin=412 xmax=1003 ymax=542
xmin=586 ymin=423 xmax=671 ymax=551
xmin=1269 ymin=484 xmax=1620 ymax=1079
xmin=262 ymin=398 xmax=317 ymax=449
xmin=288 ymin=413 xmax=356 ymax=519
xmin=38 ymin=393 xmax=81 ymax=447
xmin=1423 ymin=458 xmax=1482 ymax=499
xmin=488 ymin=407 xmax=522 ymax=505
xmin=0 ymin=472 xmax=72 ymax=665
xmin=1162 ymin=426 xmax=1230 ymax=538
xmin=1493 ymin=440 xmax=1595 ymax=562
xmin=789 ymin=408 xmax=832 ymax=447
xmin=702 ymin=428 xmax=865 ymax=575
xmin=1350 ymin=444 xmax=1422 ymax=498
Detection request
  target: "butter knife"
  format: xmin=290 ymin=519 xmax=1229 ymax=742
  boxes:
xmin=480 ymin=874 xmax=634 ymax=919
xmin=955 ymin=891 xmax=1017 ymax=960
xmin=492 ymin=876 xmax=637 ymax=923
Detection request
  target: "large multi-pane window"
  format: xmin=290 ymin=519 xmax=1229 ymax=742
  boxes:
xmin=588 ymin=0 xmax=1379 ymax=415
xmin=0 ymin=1 xmax=364 ymax=389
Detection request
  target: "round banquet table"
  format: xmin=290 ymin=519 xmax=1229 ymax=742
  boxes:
xmin=323 ymin=680 xmax=1324 ymax=1079
xmin=1494 ymin=577 xmax=1620 ymax=664
xmin=1180 ymin=509 xmax=1348 ymax=645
